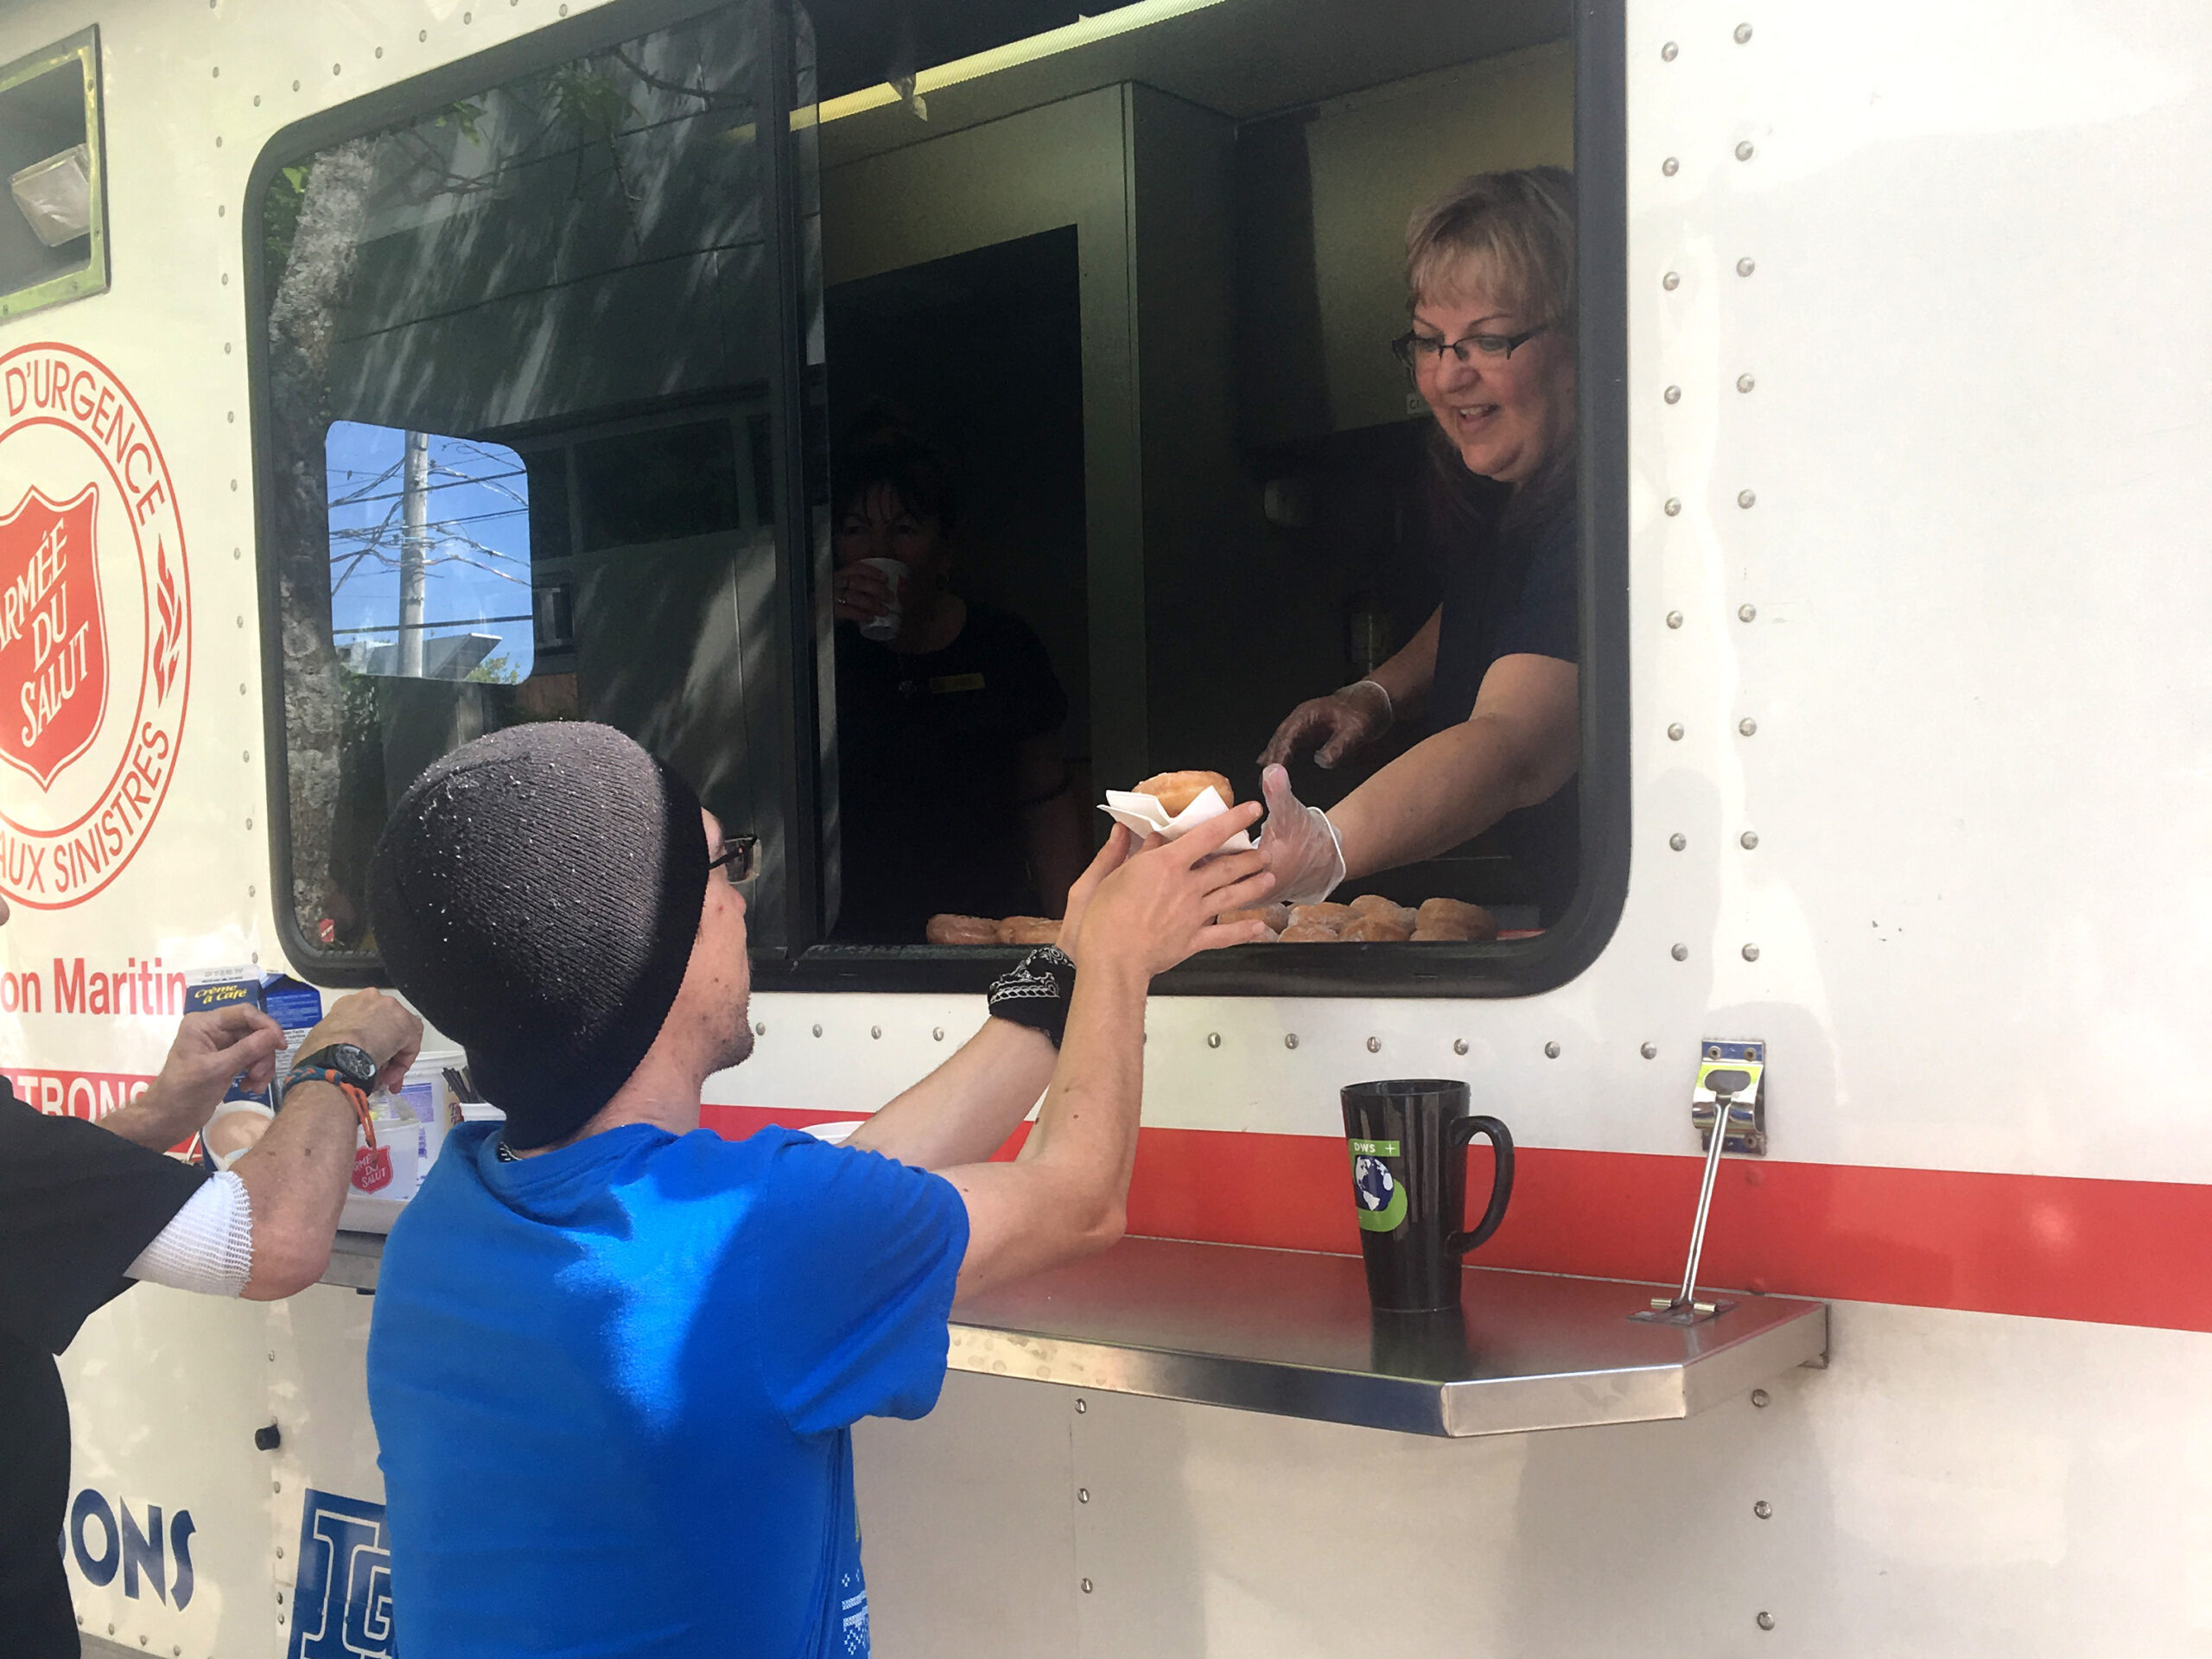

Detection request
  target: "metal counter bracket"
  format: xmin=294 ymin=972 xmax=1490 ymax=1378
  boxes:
xmin=1633 ymin=1039 xmax=1766 ymax=1327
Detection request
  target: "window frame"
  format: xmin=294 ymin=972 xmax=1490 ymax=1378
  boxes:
xmin=0 ymin=25 xmax=111 ymax=326
xmin=249 ymin=0 xmax=1629 ymax=1002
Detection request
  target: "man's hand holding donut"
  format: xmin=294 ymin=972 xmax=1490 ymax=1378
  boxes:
xmin=1060 ymin=804 xmax=1274 ymax=976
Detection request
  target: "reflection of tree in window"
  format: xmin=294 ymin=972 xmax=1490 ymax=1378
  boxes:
xmin=259 ymin=10 xmax=770 ymax=944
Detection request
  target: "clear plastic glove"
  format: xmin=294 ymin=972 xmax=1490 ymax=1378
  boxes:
xmin=1258 ymin=764 xmax=1346 ymax=906
xmin=1257 ymin=679 xmax=1394 ymax=769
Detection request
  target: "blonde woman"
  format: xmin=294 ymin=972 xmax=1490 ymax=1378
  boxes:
xmin=1259 ymin=168 xmax=1582 ymax=922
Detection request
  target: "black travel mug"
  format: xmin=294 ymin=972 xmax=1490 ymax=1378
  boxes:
xmin=1341 ymin=1078 xmax=1515 ymax=1313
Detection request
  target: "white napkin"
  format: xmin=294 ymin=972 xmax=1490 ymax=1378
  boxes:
xmin=1098 ymin=785 xmax=1254 ymax=849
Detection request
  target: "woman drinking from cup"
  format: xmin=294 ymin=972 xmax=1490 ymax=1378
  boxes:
xmin=1258 ymin=168 xmax=1583 ymax=924
xmin=830 ymin=416 xmax=1090 ymax=941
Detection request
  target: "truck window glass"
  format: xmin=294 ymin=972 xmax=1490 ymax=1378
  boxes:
xmin=254 ymin=2 xmax=805 ymax=967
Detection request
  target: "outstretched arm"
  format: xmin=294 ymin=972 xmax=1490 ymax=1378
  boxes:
xmin=847 ymin=821 xmax=1130 ymax=1171
xmin=1328 ymin=652 xmax=1578 ymax=879
xmin=1260 ymin=652 xmax=1578 ymax=900
xmin=841 ymin=1019 xmax=1057 ymax=1173
xmin=935 ymin=807 xmax=1276 ymax=1305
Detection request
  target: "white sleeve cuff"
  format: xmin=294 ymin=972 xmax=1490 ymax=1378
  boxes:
xmin=126 ymin=1169 xmax=254 ymax=1298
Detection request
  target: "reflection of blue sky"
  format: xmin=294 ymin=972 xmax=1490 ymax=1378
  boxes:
xmin=326 ymin=421 xmax=534 ymax=676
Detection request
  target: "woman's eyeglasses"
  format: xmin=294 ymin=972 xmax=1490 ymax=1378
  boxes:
xmin=1392 ymin=324 xmax=1548 ymax=372
xmin=708 ymin=836 xmax=758 ymax=883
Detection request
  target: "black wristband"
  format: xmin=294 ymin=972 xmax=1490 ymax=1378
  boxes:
xmin=987 ymin=945 xmax=1077 ymax=1047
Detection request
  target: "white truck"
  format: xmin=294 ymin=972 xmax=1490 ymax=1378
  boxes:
xmin=2 ymin=0 xmax=2206 ymax=1653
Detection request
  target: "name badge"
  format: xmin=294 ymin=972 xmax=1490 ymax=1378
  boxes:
xmin=928 ymin=672 xmax=986 ymax=695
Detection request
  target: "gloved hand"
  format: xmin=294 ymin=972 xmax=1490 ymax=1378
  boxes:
xmin=1258 ymin=764 xmax=1346 ymax=906
xmin=1257 ymin=680 xmax=1393 ymax=770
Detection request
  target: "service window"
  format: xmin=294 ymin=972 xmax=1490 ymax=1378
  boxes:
xmin=256 ymin=0 xmax=1624 ymax=995
xmin=798 ymin=0 xmax=1625 ymax=995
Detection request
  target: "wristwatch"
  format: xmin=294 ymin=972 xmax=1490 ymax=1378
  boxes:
xmin=285 ymin=1043 xmax=381 ymax=1146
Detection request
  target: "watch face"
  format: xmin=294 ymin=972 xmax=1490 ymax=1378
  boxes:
xmin=308 ymin=1043 xmax=380 ymax=1087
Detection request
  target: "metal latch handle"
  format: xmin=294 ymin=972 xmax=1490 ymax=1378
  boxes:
xmin=1631 ymin=1041 xmax=1765 ymax=1327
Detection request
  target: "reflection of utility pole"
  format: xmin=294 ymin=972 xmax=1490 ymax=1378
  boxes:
xmin=398 ymin=429 xmax=429 ymax=677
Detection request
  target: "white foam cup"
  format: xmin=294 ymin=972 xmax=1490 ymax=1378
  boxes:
xmin=856 ymin=556 xmax=907 ymax=641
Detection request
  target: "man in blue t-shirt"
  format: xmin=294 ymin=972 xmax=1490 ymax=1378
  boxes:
xmin=362 ymin=723 xmax=1274 ymax=1656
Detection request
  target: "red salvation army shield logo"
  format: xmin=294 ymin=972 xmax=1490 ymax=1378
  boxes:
xmin=0 ymin=345 xmax=192 ymax=909
xmin=0 ymin=485 xmax=107 ymax=788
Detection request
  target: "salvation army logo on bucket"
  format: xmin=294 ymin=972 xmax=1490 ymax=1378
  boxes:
xmin=0 ymin=344 xmax=192 ymax=910
xmin=353 ymin=1144 xmax=393 ymax=1194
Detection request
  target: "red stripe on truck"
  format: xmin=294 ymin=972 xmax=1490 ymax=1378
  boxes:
xmin=699 ymin=1106 xmax=2212 ymax=1333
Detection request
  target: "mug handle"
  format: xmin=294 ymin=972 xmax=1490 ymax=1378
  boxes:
xmin=1446 ymin=1116 xmax=1516 ymax=1255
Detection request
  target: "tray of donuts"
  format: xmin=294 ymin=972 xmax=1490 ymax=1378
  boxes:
xmin=1222 ymin=894 xmax=1518 ymax=943
xmin=924 ymin=913 xmax=1063 ymax=947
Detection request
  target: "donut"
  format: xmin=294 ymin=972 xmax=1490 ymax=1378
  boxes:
xmin=997 ymin=916 xmax=1062 ymax=945
xmin=1410 ymin=923 xmax=1473 ymax=942
xmin=1347 ymin=893 xmax=1418 ymax=931
xmin=1341 ymin=915 xmax=1413 ymax=943
xmin=1219 ymin=904 xmax=1289 ymax=932
xmin=1287 ymin=901 xmax=1356 ymax=932
xmin=1133 ymin=769 xmax=1234 ymax=817
xmin=1277 ymin=922 xmax=1341 ymax=942
xmin=1416 ymin=897 xmax=1498 ymax=939
xmin=925 ymin=913 xmax=1000 ymax=945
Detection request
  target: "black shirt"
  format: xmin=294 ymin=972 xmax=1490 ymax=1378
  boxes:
xmin=1426 ymin=465 xmax=1580 ymax=922
xmin=833 ymin=601 xmax=1071 ymax=943
xmin=0 ymin=1086 xmax=205 ymax=1657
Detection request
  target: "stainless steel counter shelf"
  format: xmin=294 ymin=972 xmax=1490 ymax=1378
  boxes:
xmin=324 ymin=1231 xmax=1827 ymax=1439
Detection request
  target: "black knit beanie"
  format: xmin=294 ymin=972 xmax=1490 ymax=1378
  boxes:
xmin=368 ymin=722 xmax=709 ymax=1149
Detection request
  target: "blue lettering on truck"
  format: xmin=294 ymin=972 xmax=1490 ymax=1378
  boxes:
xmin=66 ymin=1487 xmax=197 ymax=1607
xmin=289 ymin=1489 xmax=395 ymax=1658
